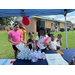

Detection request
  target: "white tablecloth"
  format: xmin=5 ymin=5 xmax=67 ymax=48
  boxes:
xmin=0 ymin=59 xmax=16 ymax=65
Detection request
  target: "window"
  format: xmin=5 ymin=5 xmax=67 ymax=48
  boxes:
xmin=51 ymin=22 xmax=53 ymax=26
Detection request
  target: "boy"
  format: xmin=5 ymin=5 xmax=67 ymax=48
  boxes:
xmin=55 ymin=34 xmax=62 ymax=49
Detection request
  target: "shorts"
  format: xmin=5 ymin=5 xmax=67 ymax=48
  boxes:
xmin=12 ymin=45 xmax=18 ymax=52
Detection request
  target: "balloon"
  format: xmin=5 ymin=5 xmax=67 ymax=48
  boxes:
xmin=22 ymin=16 xmax=30 ymax=26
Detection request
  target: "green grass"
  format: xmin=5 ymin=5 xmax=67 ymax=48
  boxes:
xmin=0 ymin=31 xmax=75 ymax=59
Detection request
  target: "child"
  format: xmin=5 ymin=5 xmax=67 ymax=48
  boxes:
xmin=14 ymin=21 xmax=26 ymax=44
xmin=47 ymin=34 xmax=57 ymax=51
xmin=35 ymin=27 xmax=48 ymax=51
xmin=8 ymin=23 xmax=23 ymax=59
xmin=55 ymin=34 xmax=62 ymax=49
xmin=26 ymin=32 xmax=35 ymax=50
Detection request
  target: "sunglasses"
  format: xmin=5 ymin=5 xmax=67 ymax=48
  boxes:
xmin=13 ymin=23 xmax=19 ymax=27
xmin=29 ymin=32 xmax=34 ymax=35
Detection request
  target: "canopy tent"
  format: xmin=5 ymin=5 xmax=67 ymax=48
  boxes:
xmin=0 ymin=9 xmax=74 ymax=17
xmin=0 ymin=9 xmax=75 ymax=49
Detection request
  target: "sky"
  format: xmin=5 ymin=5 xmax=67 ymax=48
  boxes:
xmin=43 ymin=11 xmax=75 ymax=24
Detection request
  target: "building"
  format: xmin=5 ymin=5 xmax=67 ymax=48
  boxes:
xmin=0 ymin=25 xmax=13 ymax=30
xmin=16 ymin=16 xmax=75 ymax=33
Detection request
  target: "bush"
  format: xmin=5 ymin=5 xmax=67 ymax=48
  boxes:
xmin=73 ymin=28 xmax=75 ymax=30
xmin=60 ymin=28 xmax=65 ymax=32
xmin=10 ymin=28 xmax=13 ymax=30
xmin=46 ymin=27 xmax=51 ymax=30
xmin=67 ymin=28 xmax=70 ymax=31
xmin=7 ymin=29 xmax=10 ymax=32
xmin=46 ymin=27 xmax=51 ymax=34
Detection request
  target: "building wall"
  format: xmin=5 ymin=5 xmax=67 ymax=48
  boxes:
xmin=73 ymin=25 xmax=75 ymax=28
xmin=19 ymin=17 xmax=74 ymax=33
xmin=67 ymin=23 xmax=73 ymax=30
xmin=40 ymin=19 xmax=56 ymax=31
xmin=60 ymin=23 xmax=65 ymax=28
xmin=20 ymin=18 xmax=36 ymax=33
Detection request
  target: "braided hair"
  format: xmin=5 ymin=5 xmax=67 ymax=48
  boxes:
xmin=38 ymin=27 xmax=46 ymax=38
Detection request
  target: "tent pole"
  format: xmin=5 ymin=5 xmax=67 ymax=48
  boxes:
xmin=72 ymin=24 xmax=73 ymax=34
xmin=65 ymin=15 xmax=68 ymax=49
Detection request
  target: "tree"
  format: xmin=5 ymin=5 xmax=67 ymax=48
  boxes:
xmin=67 ymin=21 xmax=72 ymax=24
xmin=0 ymin=17 xmax=14 ymax=26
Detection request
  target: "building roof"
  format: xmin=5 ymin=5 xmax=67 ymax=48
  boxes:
xmin=30 ymin=16 xmax=65 ymax=23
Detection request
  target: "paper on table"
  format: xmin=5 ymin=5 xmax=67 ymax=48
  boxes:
xmin=45 ymin=53 xmax=68 ymax=65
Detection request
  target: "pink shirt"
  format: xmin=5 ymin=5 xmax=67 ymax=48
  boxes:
xmin=8 ymin=30 xmax=21 ymax=45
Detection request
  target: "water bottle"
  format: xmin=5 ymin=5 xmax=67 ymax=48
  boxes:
xmin=28 ymin=54 xmax=31 ymax=60
xmin=42 ymin=52 xmax=45 ymax=60
xmin=73 ymin=52 xmax=75 ymax=65
xmin=17 ymin=54 xmax=20 ymax=59
xmin=38 ymin=48 xmax=41 ymax=51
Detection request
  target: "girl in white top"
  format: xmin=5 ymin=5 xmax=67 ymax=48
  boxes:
xmin=55 ymin=34 xmax=62 ymax=49
xmin=47 ymin=34 xmax=57 ymax=51
xmin=35 ymin=27 xmax=48 ymax=51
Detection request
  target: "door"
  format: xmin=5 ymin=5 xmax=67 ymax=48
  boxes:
xmin=55 ymin=23 xmax=58 ymax=32
xmin=40 ymin=21 xmax=45 ymax=28
xmin=36 ymin=20 xmax=40 ymax=32
xmin=36 ymin=20 xmax=45 ymax=32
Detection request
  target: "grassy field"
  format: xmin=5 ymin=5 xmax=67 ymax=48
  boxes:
xmin=0 ymin=31 xmax=75 ymax=59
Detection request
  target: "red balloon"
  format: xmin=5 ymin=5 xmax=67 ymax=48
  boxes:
xmin=22 ymin=16 xmax=30 ymax=26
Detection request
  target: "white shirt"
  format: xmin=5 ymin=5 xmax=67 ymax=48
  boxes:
xmin=36 ymin=35 xmax=48 ymax=49
xmin=55 ymin=38 xmax=62 ymax=47
xmin=49 ymin=40 xmax=57 ymax=50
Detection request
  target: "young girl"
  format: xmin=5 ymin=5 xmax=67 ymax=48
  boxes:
xmin=47 ymin=34 xmax=57 ymax=51
xmin=26 ymin=32 xmax=35 ymax=50
xmin=14 ymin=21 xmax=26 ymax=44
xmin=55 ymin=34 xmax=62 ymax=49
xmin=8 ymin=23 xmax=23 ymax=59
xmin=35 ymin=27 xmax=48 ymax=51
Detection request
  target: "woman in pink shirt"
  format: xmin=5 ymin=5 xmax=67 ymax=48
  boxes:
xmin=8 ymin=23 xmax=23 ymax=59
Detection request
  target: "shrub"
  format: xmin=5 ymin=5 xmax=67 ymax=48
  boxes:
xmin=46 ymin=27 xmax=51 ymax=30
xmin=73 ymin=28 xmax=75 ymax=30
xmin=7 ymin=29 xmax=10 ymax=32
xmin=46 ymin=27 xmax=51 ymax=34
xmin=67 ymin=28 xmax=70 ymax=31
xmin=60 ymin=28 xmax=65 ymax=32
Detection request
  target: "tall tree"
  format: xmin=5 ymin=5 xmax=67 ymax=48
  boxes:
xmin=0 ymin=17 xmax=14 ymax=26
